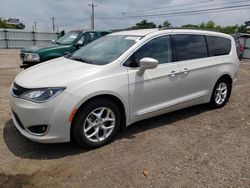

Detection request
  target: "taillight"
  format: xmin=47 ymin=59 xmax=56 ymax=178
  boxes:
xmin=240 ymin=44 xmax=244 ymax=52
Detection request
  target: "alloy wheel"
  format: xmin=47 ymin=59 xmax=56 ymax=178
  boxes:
xmin=215 ymin=82 xmax=228 ymax=105
xmin=83 ymin=107 xmax=116 ymax=143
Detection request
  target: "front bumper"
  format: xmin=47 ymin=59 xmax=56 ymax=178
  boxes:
xmin=9 ymin=91 xmax=80 ymax=143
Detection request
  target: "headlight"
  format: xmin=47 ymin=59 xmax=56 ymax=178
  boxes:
xmin=20 ymin=87 xmax=66 ymax=103
xmin=24 ymin=53 xmax=40 ymax=62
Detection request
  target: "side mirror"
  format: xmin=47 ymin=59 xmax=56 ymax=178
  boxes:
xmin=76 ymin=40 xmax=83 ymax=47
xmin=52 ymin=40 xmax=56 ymax=43
xmin=137 ymin=57 xmax=158 ymax=76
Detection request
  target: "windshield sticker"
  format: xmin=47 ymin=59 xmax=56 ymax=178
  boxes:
xmin=69 ymin=35 xmax=78 ymax=39
xmin=125 ymin=36 xmax=141 ymax=41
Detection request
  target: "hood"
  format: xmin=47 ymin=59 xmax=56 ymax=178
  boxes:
xmin=15 ymin=57 xmax=101 ymax=88
xmin=21 ymin=44 xmax=69 ymax=53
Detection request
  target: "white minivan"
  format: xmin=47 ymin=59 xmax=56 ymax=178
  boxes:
xmin=10 ymin=28 xmax=239 ymax=148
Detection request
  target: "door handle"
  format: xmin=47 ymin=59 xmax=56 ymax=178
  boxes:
xmin=170 ymin=71 xmax=177 ymax=77
xmin=182 ymin=68 xmax=189 ymax=74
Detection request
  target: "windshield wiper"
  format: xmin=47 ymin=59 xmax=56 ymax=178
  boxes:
xmin=55 ymin=41 xmax=61 ymax=45
xmin=70 ymin=56 xmax=93 ymax=64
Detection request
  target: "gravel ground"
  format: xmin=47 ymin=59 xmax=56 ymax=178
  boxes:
xmin=0 ymin=49 xmax=250 ymax=188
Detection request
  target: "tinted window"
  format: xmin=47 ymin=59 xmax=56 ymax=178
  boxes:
xmin=124 ymin=35 xmax=172 ymax=67
xmin=101 ymin=32 xmax=110 ymax=36
xmin=173 ymin=35 xmax=208 ymax=61
xmin=206 ymin=36 xmax=231 ymax=56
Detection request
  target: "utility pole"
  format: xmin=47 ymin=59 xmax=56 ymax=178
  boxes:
xmin=88 ymin=2 xmax=97 ymax=29
xmin=34 ymin=21 xmax=37 ymax=31
xmin=50 ymin=17 xmax=56 ymax=31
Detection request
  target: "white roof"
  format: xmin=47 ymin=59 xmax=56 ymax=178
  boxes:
xmin=111 ymin=29 xmax=158 ymax=36
xmin=110 ymin=28 xmax=231 ymax=39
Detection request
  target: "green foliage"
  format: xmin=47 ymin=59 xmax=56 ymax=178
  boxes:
xmin=238 ymin=25 xmax=247 ymax=33
xmin=131 ymin=20 xmax=157 ymax=29
xmin=130 ymin=19 xmax=248 ymax=34
xmin=163 ymin=20 xmax=172 ymax=28
xmin=0 ymin=20 xmax=7 ymax=28
xmin=158 ymin=25 xmax=163 ymax=29
xmin=181 ymin=20 xmax=245 ymax=34
xmin=0 ymin=19 xmax=24 ymax=29
xmin=182 ymin=24 xmax=200 ymax=28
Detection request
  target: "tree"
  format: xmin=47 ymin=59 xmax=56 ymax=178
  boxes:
xmin=181 ymin=20 xmax=243 ymax=34
xmin=0 ymin=19 xmax=25 ymax=29
xmin=158 ymin=25 xmax=163 ymax=29
xmin=204 ymin=20 xmax=216 ymax=30
xmin=0 ymin=20 xmax=7 ymax=28
xmin=131 ymin=20 xmax=157 ymax=29
xmin=182 ymin=24 xmax=199 ymax=28
xmin=238 ymin=25 xmax=247 ymax=33
xmin=163 ymin=20 xmax=172 ymax=28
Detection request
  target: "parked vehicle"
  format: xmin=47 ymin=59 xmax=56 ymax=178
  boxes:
xmin=233 ymin=35 xmax=244 ymax=59
xmin=10 ymin=28 xmax=239 ymax=148
xmin=233 ymin=33 xmax=250 ymax=59
xmin=20 ymin=30 xmax=110 ymax=68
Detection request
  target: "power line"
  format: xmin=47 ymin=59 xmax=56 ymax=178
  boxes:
xmin=55 ymin=2 xmax=250 ymax=28
xmin=124 ymin=0 xmax=250 ymax=16
xmin=121 ymin=0 xmax=214 ymax=14
xmin=96 ymin=4 xmax=250 ymax=20
xmin=56 ymin=18 xmax=90 ymax=30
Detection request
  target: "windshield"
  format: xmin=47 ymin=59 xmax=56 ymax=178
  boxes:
xmin=56 ymin=31 xmax=81 ymax=45
xmin=70 ymin=35 xmax=140 ymax=65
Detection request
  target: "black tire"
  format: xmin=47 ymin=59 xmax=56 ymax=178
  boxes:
xmin=210 ymin=77 xmax=232 ymax=108
xmin=72 ymin=98 xmax=121 ymax=148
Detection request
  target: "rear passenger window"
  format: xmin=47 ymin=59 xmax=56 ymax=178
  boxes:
xmin=173 ymin=35 xmax=208 ymax=61
xmin=206 ymin=36 xmax=231 ymax=56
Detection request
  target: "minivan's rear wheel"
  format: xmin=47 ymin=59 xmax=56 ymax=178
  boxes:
xmin=72 ymin=98 xmax=121 ymax=148
xmin=210 ymin=78 xmax=231 ymax=108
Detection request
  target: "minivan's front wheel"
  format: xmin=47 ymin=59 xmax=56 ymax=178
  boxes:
xmin=210 ymin=78 xmax=231 ymax=108
xmin=72 ymin=98 xmax=121 ymax=148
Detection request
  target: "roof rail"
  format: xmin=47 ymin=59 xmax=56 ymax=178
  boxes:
xmin=160 ymin=27 xmax=222 ymax=33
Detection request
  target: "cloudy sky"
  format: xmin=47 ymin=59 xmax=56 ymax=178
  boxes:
xmin=0 ymin=0 xmax=249 ymax=31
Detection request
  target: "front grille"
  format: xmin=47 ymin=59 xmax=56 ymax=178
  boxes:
xmin=12 ymin=82 xmax=30 ymax=97
xmin=12 ymin=111 xmax=25 ymax=130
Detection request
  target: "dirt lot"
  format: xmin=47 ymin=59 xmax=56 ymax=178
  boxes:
xmin=0 ymin=49 xmax=250 ymax=188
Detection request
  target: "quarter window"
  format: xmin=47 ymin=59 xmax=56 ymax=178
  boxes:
xmin=124 ymin=35 xmax=172 ymax=67
xmin=173 ymin=34 xmax=208 ymax=61
xmin=206 ymin=36 xmax=231 ymax=56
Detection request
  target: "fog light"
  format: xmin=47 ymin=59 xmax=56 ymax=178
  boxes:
xmin=27 ymin=125 xmax=48 ymax=136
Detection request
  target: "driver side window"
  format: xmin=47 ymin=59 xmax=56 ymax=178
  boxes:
xmin=124 ymin=35 xmax=172 ymax=67
xmin=78 ymin=32 xmax=98 ymax=46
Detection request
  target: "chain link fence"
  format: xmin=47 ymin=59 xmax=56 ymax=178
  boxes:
xmin=0 ymin=29 xmax=59 ymax=49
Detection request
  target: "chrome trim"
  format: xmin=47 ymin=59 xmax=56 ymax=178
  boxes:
xmin=26 ymin=125 xmax=50 ymax=137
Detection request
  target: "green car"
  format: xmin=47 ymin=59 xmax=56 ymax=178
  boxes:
xmin=20 ymin=30 xmax=110 ymax=68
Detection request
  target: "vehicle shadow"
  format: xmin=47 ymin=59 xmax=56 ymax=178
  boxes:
xmin=3 ymin=104 xmax=211 ymax=160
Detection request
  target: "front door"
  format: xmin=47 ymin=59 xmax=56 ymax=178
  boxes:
xmin=125 ymin=35 xmax=181 ymax=122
